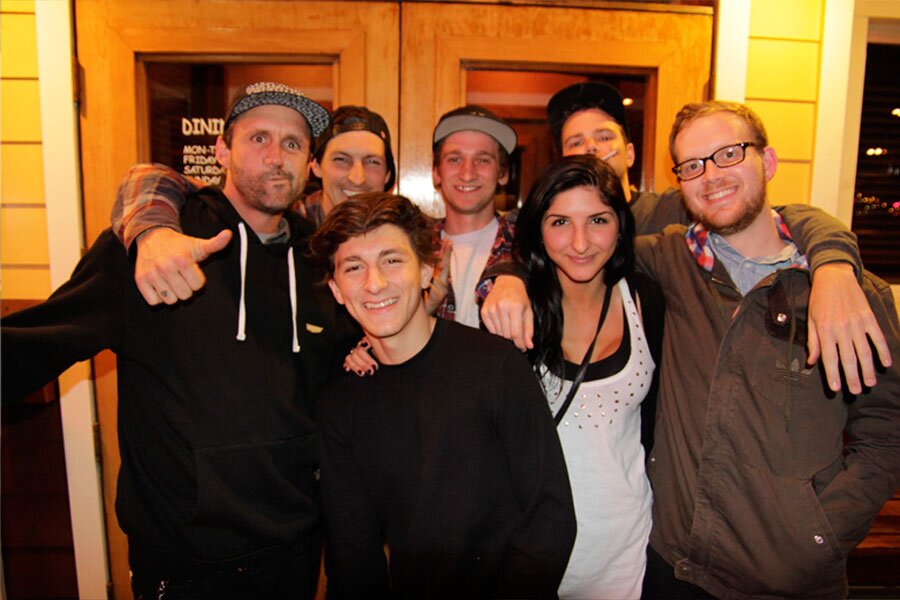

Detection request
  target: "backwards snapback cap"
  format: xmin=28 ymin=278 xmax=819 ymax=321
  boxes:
xmin=547 ymin=82 xmax=629 ymax=149
xmin=432 ymin=105 xmax=517 ymax=154
xmin=224 ymin=82 xmax=331 ymax=139
xmin=314 ymin=106 xmax=396 ymax=191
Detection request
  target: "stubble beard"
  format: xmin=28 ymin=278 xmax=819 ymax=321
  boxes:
xmin=230 ymin=162 xmax=301 ymax=216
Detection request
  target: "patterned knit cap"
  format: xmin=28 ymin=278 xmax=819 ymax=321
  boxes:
xmin=224 ymin=81 xmax=330 ymax=139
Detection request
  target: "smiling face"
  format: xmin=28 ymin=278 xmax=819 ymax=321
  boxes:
xmin=560 ymin=108 xmax=635 ymax=183
xmin=216 ymin=104 xmax=312 ymax=233
xmin=328 ymin=224 xmax=434 ymax=361
xmin=541 ymin=185 xmax=620 ymax=289
xmin=433 ymin=130 xmax=508 ymax=220
xmin=311 ymin=130 xmax=390 ymax=211
xmin=674 ymin=111 xmax=776 ymax=236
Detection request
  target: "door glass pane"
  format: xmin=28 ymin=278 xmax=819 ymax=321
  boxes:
xmin=466 ymin=69 xmax=649 ymax=210
xmin=144 ymin=62 xmax=333 ymax=188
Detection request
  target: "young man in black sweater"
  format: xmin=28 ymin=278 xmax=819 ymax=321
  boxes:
xmin=2 ymin=82 xmax=357 ymax=599
xmin=310 ymin=193 xmax=576 ymax=599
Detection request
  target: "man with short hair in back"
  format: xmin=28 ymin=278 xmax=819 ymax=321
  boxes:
xmin=546 ymin=80 xmax=687 ymax=232
xmin=309 ymin=192 xmax=576 ymax=598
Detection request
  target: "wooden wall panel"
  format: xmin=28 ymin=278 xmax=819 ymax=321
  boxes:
xmin=749 ymin=0 xmax=823 ymax=41
xmin=1 ymin=206 xmax=50 ymax=264
xmin=747 ymin=100 xmax=816 ymax=161
xmin=0 ymin=80 xmax=42 ymax=141
xmin=745 ymin=39 xmax=819 ymax=102
xmin=0 ymin=268 xmax=50 ymax=299
xmin=1 ymin=0 xmax=35 ymax=11
xmin=0 ymin=13 xmax=38 ymax=77
xmin=1 ymin=4 xmax=50 ymax=301
xmin=1 ymin=144 xmax=44 ymax=203
xmin=768 ymin=161 xmax=811 ymax=205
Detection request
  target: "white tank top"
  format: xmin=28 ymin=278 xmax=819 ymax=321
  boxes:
xmin=541 ymin=278 xmax=655 ymax=600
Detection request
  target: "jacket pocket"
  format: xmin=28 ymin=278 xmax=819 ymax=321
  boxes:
xmin=186 ymin=434 xmax=320 ymax=563
xmin=710 ymin=464 xmax=844 ymax=597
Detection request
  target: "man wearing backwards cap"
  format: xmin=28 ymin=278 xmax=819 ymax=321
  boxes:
xmin=2 ymin=81 xmax=357 ymax=598
xmin=108 ymin=103 xmax=397 ymax=304
xmin=547 ymin=80 xmax=688 ymax=233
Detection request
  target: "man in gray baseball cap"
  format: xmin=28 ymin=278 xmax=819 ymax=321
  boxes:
xmin=429 ymin=105 xmax=524 ymax=332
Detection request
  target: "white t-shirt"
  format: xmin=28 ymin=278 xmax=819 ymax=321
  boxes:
xmin=542 ymin=278 xmax=655 ymax=600
xmin=443 ymin=217 xmax=499 ymax=328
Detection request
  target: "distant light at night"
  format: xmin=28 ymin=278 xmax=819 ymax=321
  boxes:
xmin=866 ymin=147 xmax=888 ymax=156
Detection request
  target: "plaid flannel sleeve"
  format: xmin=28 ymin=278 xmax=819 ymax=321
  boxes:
xmin=111 ymin=163 xmax=199 ymax=251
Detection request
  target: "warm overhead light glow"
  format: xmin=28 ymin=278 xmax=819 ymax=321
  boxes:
xmin=866 ymin=147 xmax=888 ymax=156
xmin=892 ymin=108 xmax=900 ymax=117
xmin=622 ymin=97 xmax=634 ymax=107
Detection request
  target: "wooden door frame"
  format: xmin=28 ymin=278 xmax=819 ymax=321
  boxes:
xmin=398 ymin=2 xmax=713 ymax=213
xmin=75 ymin=2 xmax=399 ymax=597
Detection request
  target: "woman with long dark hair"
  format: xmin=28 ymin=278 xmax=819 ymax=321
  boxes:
xmin=516 ymin=155 xmax=664 ymax=599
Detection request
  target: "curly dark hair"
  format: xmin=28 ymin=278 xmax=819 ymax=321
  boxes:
xmin=515 ymin=155 xmax=635 ymax=379
xmin=309 ymin=192 xmax=437 ymax=274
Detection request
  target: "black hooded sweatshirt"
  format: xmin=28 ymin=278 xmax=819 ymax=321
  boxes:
xmin=1 ymin=187 xmax=357 ymax=574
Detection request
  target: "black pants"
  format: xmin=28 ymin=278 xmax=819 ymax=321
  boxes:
xmin=642 ymin=545 xmax=717 ymax=600
xmin=131 ymin=543 xmax=320 ymax=600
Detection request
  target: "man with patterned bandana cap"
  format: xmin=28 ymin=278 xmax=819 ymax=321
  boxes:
xmin=2 ymin=82 xmax=357 ymax=599
xmin=108 ymin=104 xmax=397 ymax=306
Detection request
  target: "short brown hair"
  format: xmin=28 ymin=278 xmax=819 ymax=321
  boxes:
xmin=668 ymin=101 xmax=769 ymax=163
xmin=309 ymin=193 xmax=437 ymax=274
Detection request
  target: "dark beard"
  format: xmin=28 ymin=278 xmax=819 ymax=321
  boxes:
xmin=231 ymin=164 xmax=298 ymax=215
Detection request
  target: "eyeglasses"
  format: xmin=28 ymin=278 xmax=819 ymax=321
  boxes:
xmin=672 ymin=142 xmax=756 ymax=181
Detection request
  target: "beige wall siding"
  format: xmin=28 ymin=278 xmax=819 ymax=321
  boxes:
xmin=746 ymin=0 xmax=824 ymax=206
xmin=1 ymin=0 xmax=50 ymax=299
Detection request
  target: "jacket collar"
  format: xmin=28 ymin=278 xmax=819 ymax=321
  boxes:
xmin=684 ymin=209 xmax=808 ymax=272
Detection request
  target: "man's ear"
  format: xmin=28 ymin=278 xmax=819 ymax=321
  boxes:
xmin=432 ymin=165 xmax=442 ymax=189
xmin=420 ymin=262 xmax=435 ymax=290
xmin=761 ymin=146 xmax=778 ymax=182
xmin=215 ymin=136 xmax=231 ymax=170
xmin=625 ymin=142 xmax=636 ymax=168
xmin=311 ymin=158 xmax=324 ymax=179
xmin=327 ymin=278 xmax=345 ymax=305
xmin=498 ymin=166 xmax=509 ymax=187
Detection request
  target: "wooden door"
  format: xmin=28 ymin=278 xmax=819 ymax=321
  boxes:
xmin=74 ymin=2 xmax=399 ymax=597
xmin=398 ymin=2 xmax=714 ymax=213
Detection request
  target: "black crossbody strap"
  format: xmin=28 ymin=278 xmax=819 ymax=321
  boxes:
xmin=554 ymin=282 xmax=615 ymax=426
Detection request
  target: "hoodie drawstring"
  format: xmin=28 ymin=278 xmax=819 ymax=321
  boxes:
xmin=288 ymin=247 xmax=301 ymax=353
xmin=236 ymin=223 xmax=248 ymax=342
xmin=234 ymin=221 xmax=301 ymax=353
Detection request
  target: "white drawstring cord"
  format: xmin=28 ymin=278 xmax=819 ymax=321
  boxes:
xmin=235 ymin=223 xmax=248 ymax=342
xmin=288 ymin=247 xmax=301 ymax=353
